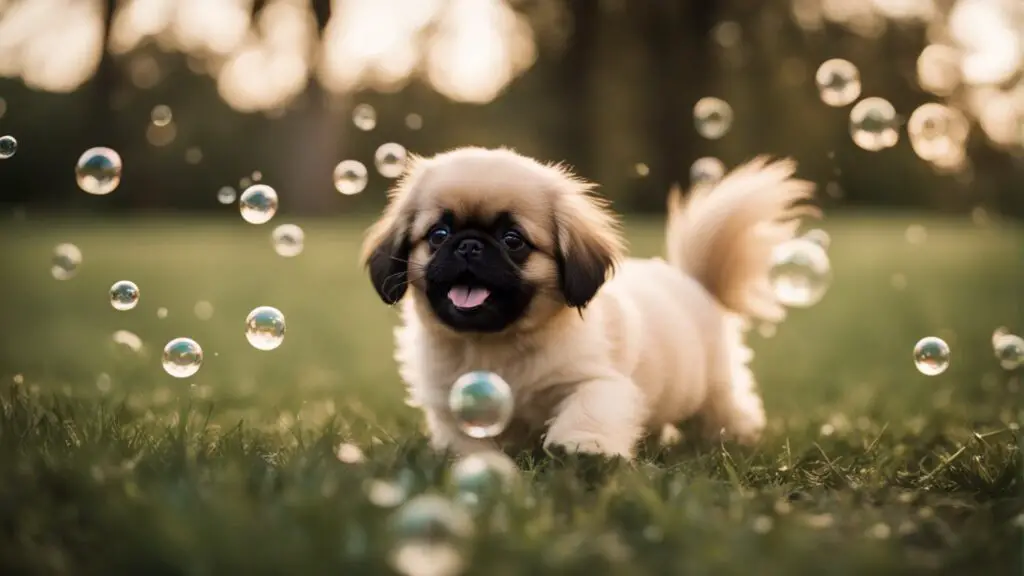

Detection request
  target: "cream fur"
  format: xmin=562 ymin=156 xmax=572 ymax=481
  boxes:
xmin=368 ymin=148 xmax=818 ymax=459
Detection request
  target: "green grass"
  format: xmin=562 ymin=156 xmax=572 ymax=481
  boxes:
xmin=0 ymin=213 xmax=1022 ymax=575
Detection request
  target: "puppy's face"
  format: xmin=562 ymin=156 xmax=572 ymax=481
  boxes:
xmin=360 ymin=147 xmax=624 ymax=335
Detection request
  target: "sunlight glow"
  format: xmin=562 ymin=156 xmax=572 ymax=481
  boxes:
xmin=0 ymin=0 xmax=105 ymax=92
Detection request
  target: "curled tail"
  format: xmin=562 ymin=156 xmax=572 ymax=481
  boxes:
xmin=665 ymin=156 xmax=819 ymax=323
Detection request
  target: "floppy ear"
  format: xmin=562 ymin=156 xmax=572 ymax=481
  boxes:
xmin=552 ymin=174 xmax=626 ymax=309
xmin=360 ymin=157 xmax=424 ymax=305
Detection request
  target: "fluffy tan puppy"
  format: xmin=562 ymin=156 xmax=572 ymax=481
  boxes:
xmin=360 ymin=147 xmax=817 ymax=459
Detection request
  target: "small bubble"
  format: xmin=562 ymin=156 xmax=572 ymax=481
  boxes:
xmin=405 ymin=113 xmax=423 ymax=130
xmin=239 ymin=184 xmax=279 ymax=224
xmin=693 ymin=97 xmax=733 ymax=139
xmin=162 ymin=337 xmax=203 ymax=378
xmin=75 ymin=147 xmax=123 ymax=195
xmin=449 ymin=451 xmax=518 ymax=507
xmin=815 ymin=59 xmax=862 ymax=107
xmin=993 ymin=332 xmax=1024 ymax=371
xmin=690 ymin=157 xmax=725 ymax=186
xmin=336 ymin=443 xmax=366 ymax=464
xmin=352 ymin=104 xmax=377 ymax=131
xmin=333 ymin=160 xmax=369 ymax=195
xmin=389 ymin=495 xmax=473 ymax=576
xmin=634 ymin=163 xmax=650 ymax=177
xmin=109 ymin=280 xmax=140 ymax=311
xmin=271 ymin=224 xmax=305 ymax=257
xmin=251 ymin=170 xmax=262 ymax=182
xmin=245 ymin=306 xmax=286 ymax=351
xmin=769 ymin=238 xmax=832 ymax=308
xmin=448 ymin=371 xmax=514 ymax=439
xmin=0 ymin=135 xmax=17 ymax=159
xmin=51 ymin=243 xmax=82 ymax=280
xmin=375 ymin=143 xmax=408 ymax=179
xmin=156 ymin=307 xmax=169 ymax=319
xmin=239 ymin=176 xmax=252 ymax=188
xmin=913 ymin=336 xmax=950 ymax=376
xmin=112 ymin=330 xmax=143 ymax=353
xmin=193 ymin=301 xmax=214 ymax=321
xmin=849 ymin=97 xmax=900 ymax=152
xmin=217 ymin=186 xmax=237 ymax=204
xmin=907 ymin=103 xmax=969 ymax=164
xmin=150 ymin=105 xmax=172 ymax=127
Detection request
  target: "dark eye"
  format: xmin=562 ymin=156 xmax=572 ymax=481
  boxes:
xmin=501 ymin=230 xmax=526 ymax=251
xmin=428 ymin=226 xmax=450 ymax=247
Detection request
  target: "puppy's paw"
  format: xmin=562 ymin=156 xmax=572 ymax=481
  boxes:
xmin=543 ymin=430 xmax=633 ymax=459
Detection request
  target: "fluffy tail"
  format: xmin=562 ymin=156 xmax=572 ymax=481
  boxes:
xmin=665 ymin=156 xmax=819 ymax=323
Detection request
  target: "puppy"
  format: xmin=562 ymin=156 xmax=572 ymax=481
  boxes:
xmin=360 ymin=147 xmax=817 ymax=459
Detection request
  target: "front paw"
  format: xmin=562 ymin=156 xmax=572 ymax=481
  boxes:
xmin=543 ymin=430 xmax=633 ymax=459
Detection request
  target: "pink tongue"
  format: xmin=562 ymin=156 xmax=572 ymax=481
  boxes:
xmin=447 ymin=286 xmax=491 ymax=309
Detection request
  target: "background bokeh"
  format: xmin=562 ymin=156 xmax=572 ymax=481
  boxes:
xmin=0 ymin=0 xmax=1022 ymax=218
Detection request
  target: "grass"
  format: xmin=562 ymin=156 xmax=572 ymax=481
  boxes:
xmin=0 ymin=212 xmax=1021 ymax=575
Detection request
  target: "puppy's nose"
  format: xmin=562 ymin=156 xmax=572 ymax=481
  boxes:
xmin=455 ymin=238 xmax=484 ymax=259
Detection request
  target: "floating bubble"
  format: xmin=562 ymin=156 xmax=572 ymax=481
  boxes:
xmin=156 ymin=307 xmax=169 ymax=319
xmin=802 ymin=229 xmax=831 ymax=250
xmin=151 ymin=105 xmax=172 ymax=127
xmin=0 ymin=135 xmax=17 ymax=159
xmin=907 ymin=103 xmax=970 ymax=164
xmin=112 ymin=330 xmax=144 ymax=353
xmin=388 ymin=495 xmax=473 ymax=576
xmin=217 ymin=186 xmax=236 ymax=204
xmin=690 ymin=157 xmax=725 ymax=186
xmin=405 ymin=113 xmax=423 ymax=130
xmin=448 ymin=371 xmax=514 ymax=439
xmin=193 ymin=300 xmax=214 ymax=321
xmin=449 ymin=451 xmax=518 ymax=507
xmin=375 ymin=143 xmax=408 ymax=179
xmin=245 ymin=306 xmax=286 ymax=351
xmin=109 ymin=280 xmax=140 ymax=311
xmin=634 ymin=163 xmax=650 ymax=177
xmin=769 ymin=238 xmax=832 ymax=308
xmin=51 ymin=243 xmax=82 ymax=280
xmin=815 ymin=59 xmax=862 ymax=107
xmin=239 ymin=184 xmax=278 ymax=224
xmin=913 ymin=337 xmax=950 ymax=376
xmin=693 ymin=97 xmax=733 ymax=140
xmin=251 ymin=170 xmax=262 ymax=182
xmin=333 ymin=160 xmax=368 ymax=195
xmin=993 ymin=331 xmax=1024 ymax=371
xmin=271 ymin=224 xmax=305 ymax=257
xmin=849 ymin=97 xmax=899 ymax=152
xmin=162 ymin=337 xmax=203 ymax=378
xmin=353 ymin=104 xmax=377 ymax=131
xmin=76 ymin=147 xmax=123 ymax=195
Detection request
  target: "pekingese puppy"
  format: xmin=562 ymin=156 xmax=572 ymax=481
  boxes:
xmin=360 ymin=147 xmax=817 ymax=459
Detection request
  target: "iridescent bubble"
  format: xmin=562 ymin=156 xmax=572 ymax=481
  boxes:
xmin=239 ymin=184 xmax=278 ymax=224
xmin=388 ymin=495 xmax=473 ymax=576
xmin=448 ymin=371 xmax=514 ymax=439
xmin=769 ymin=238 xmax=832 ymax=308
xmin=151 ymin=105 xmax=172 ymax=127
xmin=333 ymin=160 xmax=368 ymax=195
xmin=271 ymin=224 xmax=304 ymax=257
xmin=801 ymin=229 xmax=831 ymax=250
xmin=690 ymin=157 xmax=725 ymax=186
xmin=815 ymin=59 xmax=862 ymax=107
xmin=0 ymin=135 xmax=17 ymax=159
xmin=51 ymin=243 xmax=82 ymax=280
xmin=217 ymin=186 xmax=236 ymax=204
xmin=849 ymin=97 xmax=899 ymax=152
xmin=993 ymin=331 xmax=1024 ymax=371
xmin=693 ymin=97 xmax=733 ymax=140
xmin=109 ymin=280 xmax=140 ymax=311
xmin=353 ymin=104 xmax=377 ymax=131
xmin=162 ymin=337 xmax=203 ymax=378
xmin=75 ymin=147 xmax=123 ymax=195
xmin=449 ymin=451 xmax=518 ymax=507
xmin=245 ymin=306 xmax=286 ymax=351
xmin=907 ymin=103 xmax=970 ymax=163
xmin=913 ymin=336 xmax=950 ymax=376
xmin=375 ymin=143 xmax=408 ymax=179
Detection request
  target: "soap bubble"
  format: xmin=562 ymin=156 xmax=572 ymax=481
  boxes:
xmin=51 ymin=243 xmax=82 ymax=280
xmin=109 ymin=280 xmax=140 ymax=311
xmin=162 ymin=337 xmax=203 ymax=378
xmin=375 ymin=143 xmax=408 ymax=178
xmin=801 ymin=229 xmax=831 ymax=250
xmin=690 ymin=157 xmax=725 ymax=186
xmin=0 ymin=135 xmax=17 ymax=159
xmin=112 ymin=330 xmax=144 ymax=353
xmin=193 ymin=300 xmax=214 ymax=321
xmin=150 ymin=105 xmax=172 ymax=127
xmin=449 ymin=451 xmax=519 ymax=507
xmin=271 ymin=224 xmax=304 ymax=257
xmin=333 ymin=160 xmax=368 ymax=195
xmin=388 ymin=495 xmax=473 ymax=576
xmin=815 ymin=59 xmax=862 ymax=107
xmin=156 ymin=307 xmax=169 ymax=319
xmin=353 ymin=104 xmax=377 ymax=131
xmin=75 ymin=147 xmax=123 ymax=195
xmin=993 ymin=330 xmax=1024 ymax=371
xmin=217 ymin=186 xmax=236 ymax=204
xmin=239 ymin=184 xmax=278 ymax=224
xmin=693 ymin=97 xmax=733 ymax=140
xmin=907 ymin=103 xmax=970 ymax=164
xmin=769 ymin=238 xmax=832 ymax=308
xmin=245 ymin=306 xmax=286 ymax=351
xmin=849 ymin=97 xmax=899 ymax=152
xmin=405 ymin=113 xmax=423 ymax=130
xmin=448 ymin=371 xmax=514 ymax=439
xmin=913 ymin=337 xmax=950 ymax=376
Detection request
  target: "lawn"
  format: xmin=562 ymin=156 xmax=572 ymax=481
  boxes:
xmin=0 ymin=213 xmax=1021 ymax=575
